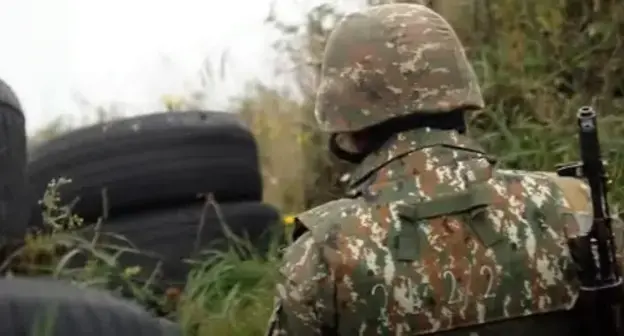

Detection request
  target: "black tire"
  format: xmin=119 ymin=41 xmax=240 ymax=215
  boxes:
xmin=0 ymin=78 xmax=28 ymax=239
xmin=76 ymin=201 xmax=283 ymax=287
xmin=27 ymin=111 xmax=262 ymax=222
xmin=0 ymin=277 xmax=181 ymax=336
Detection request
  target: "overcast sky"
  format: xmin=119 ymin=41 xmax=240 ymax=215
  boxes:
xmin=0 ymin=0 xmax=364 ymax=135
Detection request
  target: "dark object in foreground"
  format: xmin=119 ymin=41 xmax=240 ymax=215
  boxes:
xmin=0 ymin=277 xmax=181 ymax=336
xmin=0 ymin=78 xmax=28 ymax=240
xmin=556 ymin=106 xmax=624 ymax=336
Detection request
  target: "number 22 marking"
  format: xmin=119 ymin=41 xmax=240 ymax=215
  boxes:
xmin=443 ymin=265 xmax=496 ymax=304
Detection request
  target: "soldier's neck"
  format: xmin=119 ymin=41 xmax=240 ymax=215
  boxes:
xmin=346 ymin=128 xmax=486 ymax=190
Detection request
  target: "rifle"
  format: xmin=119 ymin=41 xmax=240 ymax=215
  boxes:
xmin=556 ymin=106 xmax=624 ymax=335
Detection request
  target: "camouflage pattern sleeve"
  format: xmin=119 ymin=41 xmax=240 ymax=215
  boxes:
xmin=265 ymin=230 xmax=336 ymax=336
xmin=542 ymin=171 xmax=624 ymax=262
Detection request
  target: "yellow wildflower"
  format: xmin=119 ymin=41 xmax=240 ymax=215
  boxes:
xmin=161 ymin=94 xmax=185 ymax=111
xmin=283 ymin=215 xmax=296 ymax=225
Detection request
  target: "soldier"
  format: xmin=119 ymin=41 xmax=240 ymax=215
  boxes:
xmin=265 ymin=3 xmax=617 ymax=335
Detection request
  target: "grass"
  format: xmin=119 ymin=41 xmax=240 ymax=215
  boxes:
xmin=177 ymin=251 xmax=280 ymax=335
xmin=3 ymin=178 xmax=287 ymax=336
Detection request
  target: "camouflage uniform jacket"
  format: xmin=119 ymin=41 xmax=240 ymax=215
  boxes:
xmin=266 ymin=128 xmax=623 ymax=335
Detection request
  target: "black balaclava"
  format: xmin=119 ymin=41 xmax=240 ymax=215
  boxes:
xmin=329 ymin=110 xmax=467 ymax=164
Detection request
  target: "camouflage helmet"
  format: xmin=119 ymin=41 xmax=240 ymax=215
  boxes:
xmin=314 ymin=3 xmax=484 ymax=133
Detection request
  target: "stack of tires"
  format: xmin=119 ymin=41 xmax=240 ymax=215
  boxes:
xmin=27 ymin=111 xmax=282 ymax=288
xmin=0 ymin=79 xmax=182 ymax=336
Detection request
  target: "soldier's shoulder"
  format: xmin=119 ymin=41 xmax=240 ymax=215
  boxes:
xmin=495 ymin=169 xmax=591 ymax=212
xmin=294 ymin=197 xmax=365 ymax=240
xmin=278 ymin=198 xmax=366 ymax=287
